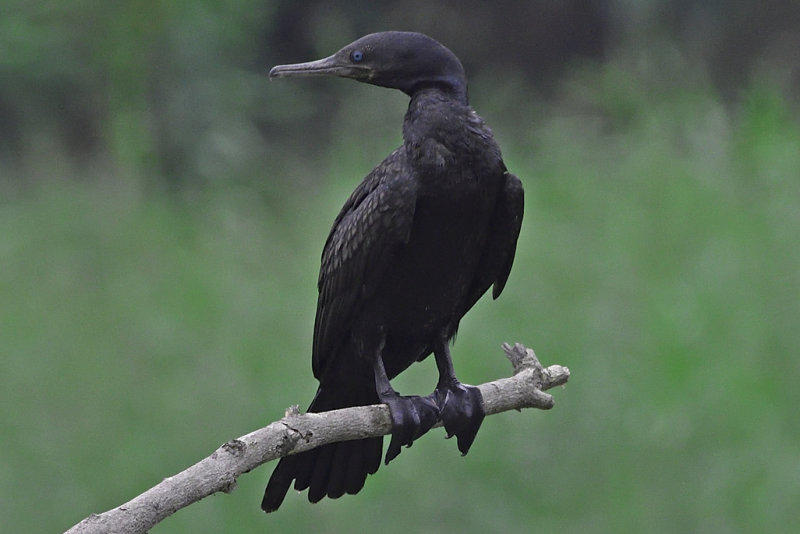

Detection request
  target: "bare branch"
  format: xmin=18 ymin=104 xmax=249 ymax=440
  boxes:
xmin=64 ymin=344 xmax=569 ymax=534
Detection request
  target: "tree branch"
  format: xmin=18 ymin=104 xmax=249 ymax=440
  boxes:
xmin=64 ymin=343 xmax=569 ymax=534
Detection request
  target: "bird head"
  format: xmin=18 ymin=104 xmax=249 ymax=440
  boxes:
xmin=269 ymin=32 xmax=467 ymax=102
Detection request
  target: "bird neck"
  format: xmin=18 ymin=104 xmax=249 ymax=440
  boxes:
xmin=402 ymin=88 xmax=481 ymax=172
xmin=405 ymin=76 xmax=468 ymax=105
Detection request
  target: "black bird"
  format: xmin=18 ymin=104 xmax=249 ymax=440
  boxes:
xmin=262 ymin=31 xmax=524 ymax=512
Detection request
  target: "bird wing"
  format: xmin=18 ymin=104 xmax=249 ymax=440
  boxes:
xmin=463 ymin=170 xmax=524 ymax=312
xmin=312 ymin=149 xmax=417 ymax=379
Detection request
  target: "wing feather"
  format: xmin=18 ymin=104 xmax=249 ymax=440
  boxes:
xmin=312 ymin=149 xmax=417 ymax=379
xmin=462 ymin=171 xmax=524 ymax=314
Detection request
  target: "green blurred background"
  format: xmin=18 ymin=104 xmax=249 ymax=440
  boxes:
xmin=2 ymin=1 xmax=799 ymax=532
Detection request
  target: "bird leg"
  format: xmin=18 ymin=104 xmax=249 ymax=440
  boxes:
xmin=373 ymin=351 xmax=440 ymax=465
xmin=431 ymin=336 xmax=486 ymax=455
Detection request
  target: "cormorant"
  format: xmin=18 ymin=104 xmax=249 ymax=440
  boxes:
xmin=262 ymin=31 xmax=524 ymax=512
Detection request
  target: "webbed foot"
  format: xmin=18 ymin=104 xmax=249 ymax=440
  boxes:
xmin=382 ymin=394 xmax=440 ymax=464
xmin=435 ymin=381 xmax=485 ymax=455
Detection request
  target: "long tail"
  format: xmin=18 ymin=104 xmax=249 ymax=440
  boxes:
xmin=261 ymin=384 xmax=383 ymax=512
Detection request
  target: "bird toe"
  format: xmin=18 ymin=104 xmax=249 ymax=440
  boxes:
xmin=436 ymin=382 xmax=485 ymax=455
xmin=382 ymin=394 xmax=440 ymax=464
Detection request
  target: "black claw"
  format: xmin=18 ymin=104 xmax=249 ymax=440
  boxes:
xmin=435 ymin=382 xmax=485 ymax=455
xmin=382 ymin=394 xmax=440 ymax=464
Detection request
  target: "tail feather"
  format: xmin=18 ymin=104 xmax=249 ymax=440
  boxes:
xmin=292 ymin=447 xmax=317 ymax=492
xmin=341 ymin=438 xmax=364 ymax=495
xmin=324 ymin=440 xmax=352 ymax=499
xmin=261 ymin=384 xmax=382 ymax=512
xmin=261 ymin=455 xmax=298 ymax=512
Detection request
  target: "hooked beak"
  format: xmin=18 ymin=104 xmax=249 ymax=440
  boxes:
xmin=269 ymin=54 xmax=370 ymax=80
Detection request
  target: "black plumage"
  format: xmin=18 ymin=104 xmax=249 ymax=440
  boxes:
xmin=262 ymin=31 xmax=524 ymax=512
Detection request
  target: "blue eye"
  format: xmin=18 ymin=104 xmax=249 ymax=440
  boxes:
xmin=351 ymin=50 xmax=364 ymax=62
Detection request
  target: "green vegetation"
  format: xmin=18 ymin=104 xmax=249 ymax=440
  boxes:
xmin=2 ymin=9 xmax=799 ymax=533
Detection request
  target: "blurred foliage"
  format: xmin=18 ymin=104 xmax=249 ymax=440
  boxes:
xmin=3 ymin=0 xmax=799 ymax=189
xmin=1 ymin=1 xmax=799 ymax=533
